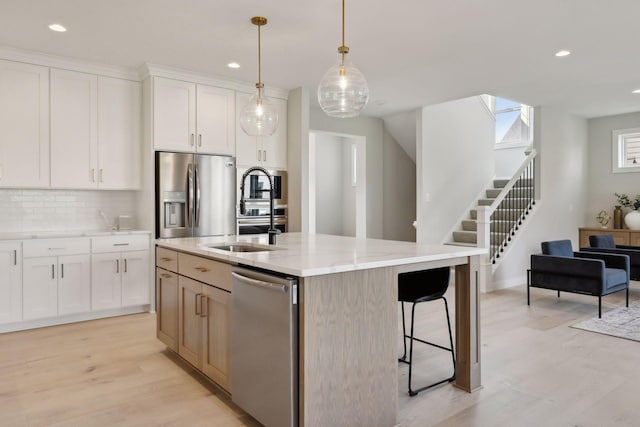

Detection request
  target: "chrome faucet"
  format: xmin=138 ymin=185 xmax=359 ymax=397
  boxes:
xmin=239 ymin=166 xmax=278 ymax=245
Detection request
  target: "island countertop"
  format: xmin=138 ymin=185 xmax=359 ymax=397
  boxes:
xmin=155 ymin=232 xmax=486 ymax=277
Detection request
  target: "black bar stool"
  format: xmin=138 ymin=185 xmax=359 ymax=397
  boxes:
xmin=398 ymin=267 xmax=455 ymax=396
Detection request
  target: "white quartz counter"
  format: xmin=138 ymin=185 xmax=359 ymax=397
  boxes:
xmin=156 ymin=232 xmax=486 ymax=277
xmin=0 ymin=230 xmax=151 ymax=240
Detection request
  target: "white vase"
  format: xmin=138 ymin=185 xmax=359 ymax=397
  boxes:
xmin=624 ymin=210 xmax=640 ymax=230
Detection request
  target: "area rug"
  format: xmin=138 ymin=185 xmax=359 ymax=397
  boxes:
xmin=571 ymin=300 xmax=640 ymax=342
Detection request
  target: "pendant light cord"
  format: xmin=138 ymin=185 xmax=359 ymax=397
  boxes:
xmin=341 ymin=0 xmax=346 ymax=66
xmin=257 ymin=22 xmax=262 ymax=101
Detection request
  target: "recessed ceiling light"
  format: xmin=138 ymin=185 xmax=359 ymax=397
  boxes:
xmin=227 ymin=62 xmax=240 ymax=69
xmin=632 ymin=89 xmax=640 ymax=94
xmin=555 ymin=50 xmax=571 ymax=57
xmin=48 ymin=24 xmax=67 ymax=32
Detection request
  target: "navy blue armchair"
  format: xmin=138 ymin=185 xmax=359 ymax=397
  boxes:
xmin=528 ymin=239 xmax=629 ymax=317
xmin=581 ymin=234 xmax=640 ymax=281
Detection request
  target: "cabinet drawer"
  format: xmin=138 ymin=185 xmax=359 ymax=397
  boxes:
xmin=178 ymin=252 xmax=231 ymax=291
xmin=92 ymin=234 xmax=149 ymax=253
xmin=23 ymin=238 xmax=90 ymax=258
xmin=156 ymin=247 xmax=178 ymax=273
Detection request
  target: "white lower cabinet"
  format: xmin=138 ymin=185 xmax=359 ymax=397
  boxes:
xmin=0 ymin=242 xmax=21 ymax=324
xmin=22 ymin=238 xmax=91 ymax=320
xmin=91 ymin=235 xmax=150 ymax=310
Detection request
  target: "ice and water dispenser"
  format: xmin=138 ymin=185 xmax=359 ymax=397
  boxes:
xmin=163 ymin=191 xmax=186 ymax=229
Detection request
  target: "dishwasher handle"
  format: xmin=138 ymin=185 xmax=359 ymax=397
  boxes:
xmin=232 ymin=272 xmax=288 ymax=294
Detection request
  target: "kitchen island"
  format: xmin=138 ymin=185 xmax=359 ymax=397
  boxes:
xmin=156 ymin=232 xmax=485 ymax=427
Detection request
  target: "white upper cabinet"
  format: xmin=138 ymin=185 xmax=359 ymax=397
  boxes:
xmin=153 ymin=77 xmax=235 ymax=155
xmin=0 ymin=60 xmax=50 ymax=188
xmin=196 ymin=84 xmax=235 ymax=155
xmin=50 ymin=69 xmax=99 ymax=189
xmin=153 ymin=77 xmax=196 ymax=152
xmin=235 ymin=92 xmax=287 ymax=169
xmin=51 ymin=69 xmax=142 ymax=190
xmin=98 ymin=77 xmax=142 ymax=189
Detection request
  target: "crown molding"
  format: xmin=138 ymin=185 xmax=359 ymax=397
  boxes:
xmin=140 ymin=63 xmax=289 ymax=100
xmin=0 ymin=46 xmax=141 ymax=81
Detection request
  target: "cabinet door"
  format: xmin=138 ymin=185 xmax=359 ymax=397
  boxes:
xmin=121 ymin=250 xmax=150 ymax=306
xmin=91 ymin=253 xmax=122 ymax=310
xmin=178 ymin=276 xmax=202 ymax=368
xmin=0 ymin=60 xmax=50 ymax=188
xmin=201 ymin=285 xmax=232 ymax=392
xmin=156 ymin=268 xmax=178 ymax=351
xmin=153 ymin=77 xmax=196 ymax=151
xmin=630 ymin=231 xmax=640 ymax=246
xmin=262 ymin=97 xmax=288 ymax=169
xmin=50 ymin=69 xmax=98 ymax=189
xmin=23 ymin=256 xmax=58 ymax=320
xmin=0 ymin=242 xmax=21 ymax=324
xmin=58 ymin=254 xmax=91 ymax=315
xmin=98 ymin=77 xmax=142 ymax=189
xmin=196 ymin=85 xmax=235 ymax=155
xmin=235 ymin=91 xmax=261 ymax=166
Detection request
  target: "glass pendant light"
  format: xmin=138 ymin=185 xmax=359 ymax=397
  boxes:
xmin=317 ymin=0 xmax=370 ymax=118
xmin=240 ymin=16 xmax=278 ymax=136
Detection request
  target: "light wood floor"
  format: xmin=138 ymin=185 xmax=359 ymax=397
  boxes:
xmin=1 ymin=284 xmax=639 ymax=427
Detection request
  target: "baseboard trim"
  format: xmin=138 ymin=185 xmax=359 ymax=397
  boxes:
xmin=0 ymin=305 xmax=151 ymax=333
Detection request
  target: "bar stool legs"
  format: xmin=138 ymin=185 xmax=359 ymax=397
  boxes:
xmin=398 ymin=297 xmax=456 ymax=396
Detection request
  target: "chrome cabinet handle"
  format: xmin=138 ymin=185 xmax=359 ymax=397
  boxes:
xmin=13 ymin=250 xmax=17 ymax=266
xmin=198 ymin=134 xmax=202 ymax=147
xmin=161 ymin=257 xmax=172 ymax=262
xmin=190 ymin=133 xmax=195 ymax=146
xmin=91 ymin=168 xmax=96 ymax=182
xmin=113 ymin=243 xmax=129 ymax=246
xmin=160 ymin=273 xmax=172 ymax=279
xmin=124 ymin=258 xmax=127 ymax=273
xmin=61 ymin=263 xmax=64 ymax=279
xmin=194 ymin=266 xmax=209 ymax=273
xmin=263 ymin=150 xmax=267 ymax=162
xmin=51 ymin=264 xmax=55 ymax=279
xmin=116 ymin=259 xmax=119 ymax=273
xmin=99 ymin=169 xmax=103 ymax=183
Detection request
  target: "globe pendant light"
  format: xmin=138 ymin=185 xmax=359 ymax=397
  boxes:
xmin=240 ymin=16 xmax=278 ymax=136
xmin=317 ymin=0 xmax=370 ymax=118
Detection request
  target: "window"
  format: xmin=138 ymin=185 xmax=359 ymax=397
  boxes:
xmin=494 ymin=97 xmax=533 ymax=148
xmin=612 ymin=128 xmax=640 ymax=173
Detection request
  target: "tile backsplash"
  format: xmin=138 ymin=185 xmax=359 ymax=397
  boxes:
xmin=0 ymin=189 xmax=138 ymax=233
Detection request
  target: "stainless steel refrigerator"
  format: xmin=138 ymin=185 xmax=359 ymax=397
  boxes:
xmin=156 ymin=152 xmax=236 ymax=238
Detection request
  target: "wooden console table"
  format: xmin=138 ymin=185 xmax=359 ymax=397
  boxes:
xmin=579 ymin=227 xmax=640 ymax=247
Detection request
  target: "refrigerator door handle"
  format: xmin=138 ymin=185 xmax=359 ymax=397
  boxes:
xmin=195 ymin=162 xmax=201 ymax=227
xmin=187 ymin=163 xmax=194 ymax=228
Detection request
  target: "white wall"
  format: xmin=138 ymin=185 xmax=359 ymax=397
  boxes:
xmin=492 ymin=106 xmax=589 ymax=289
xmin=310 ymin=108 xmax=383 ymax=238
xmin=342 ymin=141 xmax=356 ymax=237
xmin=417 ymin=96 xmax=495 ymax=244
xmin=494 ymin=145 xmax=529 ymax=178
xmin=315 ymin=133 xmax=345 ymax=235
xmin=0 ymin=189 xmax=138 ymax=232
xmin=586 ymin=111 xmax=640 ymax=227
xmin=383 ymin=129 xmax=416 ymax=242
xmin=286 ymin=87 xmax=309 ymax=233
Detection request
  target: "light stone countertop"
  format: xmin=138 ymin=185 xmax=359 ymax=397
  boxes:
xmin=0 ymin=230 xmax=152 ymax=240
xmin=156 ymin=232 xmax=486 ymax=277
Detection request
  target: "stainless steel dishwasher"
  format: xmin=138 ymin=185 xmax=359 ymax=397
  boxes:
xmin=231 ymin=267 xmax=298 ymax=427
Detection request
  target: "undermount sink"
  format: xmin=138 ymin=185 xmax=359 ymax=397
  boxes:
xmin=206 ymin=243 xmax=276 ymax=253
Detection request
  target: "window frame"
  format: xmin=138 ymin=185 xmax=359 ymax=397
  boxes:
xmin=611 ymin=128 xmax=640 ymax=174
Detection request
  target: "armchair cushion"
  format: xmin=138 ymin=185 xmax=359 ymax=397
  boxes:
xmin=589 ymin=234 xmax=616 ymax=249
xmin=605 ymin=268 xmax=628 ymax=290
xmin=541 ymin=240 xmax=573 ymax=257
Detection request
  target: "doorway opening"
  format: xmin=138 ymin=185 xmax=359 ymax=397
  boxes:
xmin=308 ymin=131 xmax=366 ymax=238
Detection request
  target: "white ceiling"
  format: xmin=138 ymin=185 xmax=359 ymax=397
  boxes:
xmin=2 ymin=0 xmax=640 ymax=119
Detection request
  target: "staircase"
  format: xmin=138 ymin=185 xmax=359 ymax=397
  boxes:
xmin=451 ymin=179 xmax=514 ymax=246
xmin=448 ymin=149 xmax=537 ymax=265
